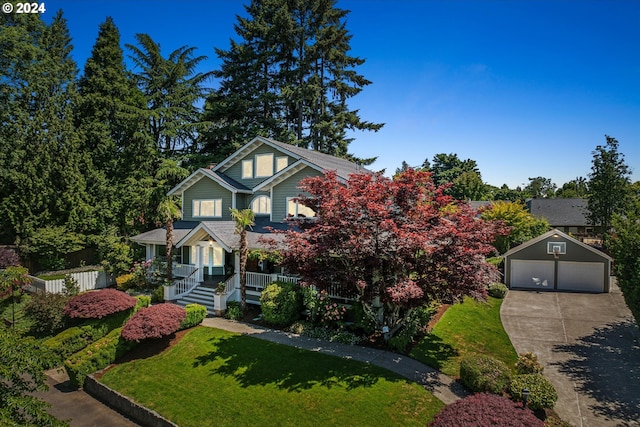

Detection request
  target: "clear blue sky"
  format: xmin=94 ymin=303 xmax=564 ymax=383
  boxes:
xmin=45 ymin=0 xmax=640 ymax=188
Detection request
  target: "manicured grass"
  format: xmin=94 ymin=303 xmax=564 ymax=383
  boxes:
xmin=410 ymin=296 xmax=518 ymax=377
xmin=100 ymin=326 xmax=444 ymax=427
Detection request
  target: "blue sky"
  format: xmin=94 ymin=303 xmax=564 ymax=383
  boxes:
xmin=46 ymin=0 xmax=640 ymax=188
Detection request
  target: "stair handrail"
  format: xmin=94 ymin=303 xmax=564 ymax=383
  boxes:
xmin=170 ymin=267 xmax=200 ymax=300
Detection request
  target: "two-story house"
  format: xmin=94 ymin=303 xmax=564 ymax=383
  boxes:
xmin=131 ymin=136 xmax=369 ymax=311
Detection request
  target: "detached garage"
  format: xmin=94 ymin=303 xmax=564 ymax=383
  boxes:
xmin=504 ymin=229 xmax=612 ymax=293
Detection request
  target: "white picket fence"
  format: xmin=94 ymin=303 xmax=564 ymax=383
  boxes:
xmin=29 ymin=270 xmax=114 ymax=294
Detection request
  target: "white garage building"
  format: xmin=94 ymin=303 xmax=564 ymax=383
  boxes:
xmin=503 ymin=229 xmax=612 ymax=293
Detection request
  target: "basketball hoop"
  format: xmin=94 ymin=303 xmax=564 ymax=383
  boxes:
xmin=553 ymin=248 xmax=560 ymax=259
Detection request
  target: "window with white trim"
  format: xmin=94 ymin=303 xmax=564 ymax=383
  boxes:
xmin=255 ymin=153 xmax=274 ymax=177
xmin=242 ymin=160 xmax=253 ymax=179
xmin=276 ymin=156 xmax=288 ymax=172
xmin=287 ymin=197 xmax=316 ymax=218
xmin=193 ymin=199 xmax=222 ymax=218
xmin=251 ymin=195 xmax=271 ymax=215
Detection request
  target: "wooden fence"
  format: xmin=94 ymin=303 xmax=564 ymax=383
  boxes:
xmin=29 ymin=270 xmax=114 ymax=294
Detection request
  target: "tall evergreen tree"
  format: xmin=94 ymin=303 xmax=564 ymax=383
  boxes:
xmin=77 ymin=17 xmax=155 ymax=235
xmin=205 ymin=0 xmax=382 ymax=161
xmin=0 ymin=11 xmax=91 ymax=242
xmin=587 ymin=135 xmax=631 ymax=236
xmin=126 ymin=34 xmax=213 ymax=158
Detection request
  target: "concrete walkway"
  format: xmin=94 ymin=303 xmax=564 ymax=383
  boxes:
xmin=201 ymin=317 xmax=467 ymax=405
xmin=501 ymin=284 xmax=640 ymax=427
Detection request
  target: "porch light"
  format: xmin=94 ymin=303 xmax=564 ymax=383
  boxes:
xmin=521 ymin=388 xmax=530 ymax=409
xmin=209 ymin=239 xmax=213 ymax=247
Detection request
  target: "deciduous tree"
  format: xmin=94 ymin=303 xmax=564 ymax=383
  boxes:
xmin=271 ymin=169 xmax=507 ymax=340
xmin=479 ymin=201 xmax=548 ymax=253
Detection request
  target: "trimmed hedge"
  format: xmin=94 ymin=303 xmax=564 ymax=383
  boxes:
xmin=509 ymin=374 xmax=558 ymax=411
xmin=43 ymin=295 xmax=149 ymax=368
xmin=121 ymin=303 xmax=186 ymax=342
xmin=260 ymin=281 xmax=302 ymax=327
xmin=459 ymin=354 xmax=512 ymax=394
xmin=65 ymin=327 xmax=136 ymax=388
xmin=515 ymin=352 xmax=544 ymax=375
xmin=180 ymin=303 xmax=207 ymax=329
xmin=488 ymin=283 xmax=508 ymax=299
xmin=64 ymin=288 xmax=137 ymax=319
xmin=429 ymin=393 xmax=543 ymax=427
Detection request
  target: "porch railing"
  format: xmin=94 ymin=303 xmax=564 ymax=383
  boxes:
xmin=245 ymin=272 xmax=300 ymax=290
xmin=172 ymin=263 xmax=197 ymax=278
xmin=165 ymin=267 xmax=199 ymax=301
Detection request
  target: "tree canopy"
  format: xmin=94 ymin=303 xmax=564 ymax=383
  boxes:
xmin=271 ymin=169 xmax=508 ymax=339
xmin=479 ymin=201 xmax=548 ymax=254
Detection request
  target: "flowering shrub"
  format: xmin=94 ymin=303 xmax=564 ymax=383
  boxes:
xmin=64 ymin=288 xmax=137 ymax=319
xmin=129 ymin=259 xmax=152 ymax=289
xmin=316 ymin=290 xmax=346 ymax=327
xmin=0 ymin=247 xmax=19 ymax=268
xmin=459 ymin=354 xmax=512 ymax=394
xmin=509 ymin=374 xmax=558 ymax=411
xmin=429 ymin=393 xmax=544 ymax=427
xmin=121 ymin=303 xmax=186 ymax=342
xmin=115 ymin=273 xmax=134 ymax=291
xmin=516 ymin=352 xmax=544 ymax=374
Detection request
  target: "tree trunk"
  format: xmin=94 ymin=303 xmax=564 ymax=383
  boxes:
xmin=239 ymin=229 xmax=247 ymax=310
xmin=165 ymin=218 xmax=174 ymax=282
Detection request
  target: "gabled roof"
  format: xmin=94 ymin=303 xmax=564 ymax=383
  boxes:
xmin=527 ymin=198 xmax=589 ymax=227
xmin=175 ymin=219 xmax=287 ymax=251
xmin=167 ymin=168 xmax=252 ymax=196
xmin=503 ymin=228 xmax=612 ymax=261
xmin=214 ymin=136 xmax=370 ymax=181
xmin=129 ymin=221 xmax=199 ymax=245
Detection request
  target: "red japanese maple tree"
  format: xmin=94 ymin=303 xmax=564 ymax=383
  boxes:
xmin=272 ymin=169 xmax=508 ymax=340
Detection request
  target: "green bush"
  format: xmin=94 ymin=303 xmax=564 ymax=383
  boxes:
xmin=65 ymin=327 xmax=136 ymax=388
xmin=509 ymin=374 xmax=558 ymax=411
xmin=151 ymin=285 xmax=164 ymax=303
xmin=516 ymin=352 xmax=544 ymax=375
xmin=134 ymin=294 xmax=151 ymax=310
xmin=116 ymin=273 xmax=134 ymax=291
xmin=459 ymin=354 xmax=512 ymax=394
xmin=488 ymin=283 xmax=508 ymax=299
xmin=289 ymin=321 xmax=363 ymax=345
xmin=225 ymin=301 xmax=243 ymax=321
xmin=24 ymin=292 xmax=69 ymax=336
xmin=180 ymin=303 xmax=207 ymax=329
xmin=352 ymin=301 xmax=377 ymax=335
xmin=259 ymin=281 xmax=302 ymax=327
xmin=388 ymin=304 xmax=437 ymax=352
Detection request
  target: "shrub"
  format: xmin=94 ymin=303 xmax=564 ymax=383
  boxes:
xmin=24 ymin=292 xmax=69 ymax=336
xmin=115 ymin=273 xmax=134 ymax=291
xmin=259 ymin=281 xmax=302 ymax=327
xmin=180 ymin=304 xmax=207 ymax=329
xmin=352 ymin=301 xmax=377 ymax=335
xmin=388 ymin=304 xmax=437 ymax=352
xmin=134 ymin=294 xmax=151 ymax=310
xmin=121 ymin=303 xmax=186 ymax=342
xmin=429 ymin=393 xmax=543 ymax=427
xmin=516 ymin=352 xmax=544 ymax=375
xmin=289 ymin=321 xmax=363 ymax=345
xmin=488 ymin=283 xmax=508 ymax=299
xmin=65 ymin=327 xmax=136 ymax=388
xmin=316 ymin=290 xmax=347 ymax=327
xmin=459 ymin=354 xmax=512 ymax=394
xmin=509 ymin=374 xmax=558 ymax=411
xmin=151 ymin=285 xmax=164 ymax=303
xmin=225 ymin=301 xmax=243 ymax=321
xmin=64 ymin=288 xmax=137 ymax=319
xmin=62 ymin=274 xmax=80 ymax=296
xmin=0 ymin=246 xmax=20 ymax=268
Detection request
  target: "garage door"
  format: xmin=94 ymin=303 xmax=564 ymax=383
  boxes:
xmin=510 ymin=260 xmax=555 ymax=290
xmin=557 ymin=261 xmax=604 ymax=292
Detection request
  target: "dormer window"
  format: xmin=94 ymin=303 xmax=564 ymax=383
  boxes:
xmin=255 ymin=153 xmax=274 ymax=177
xmin=251 ymin=195 xmax=271 ymax=215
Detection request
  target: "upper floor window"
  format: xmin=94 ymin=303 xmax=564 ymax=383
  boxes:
xmin=193 ymin=199 xmax=222 ymax=218
xmin=251 ymin=195 xmax=271 ymax=215
xmin=276 ymin=156 xmax=288 ymax=172
xmin=287 ymin=197 xmax=316 ymax=218
xmin=242 ymin=160 xmax=253 ymax=179
xmin=255 ymin=153 xmax=274 ymax=177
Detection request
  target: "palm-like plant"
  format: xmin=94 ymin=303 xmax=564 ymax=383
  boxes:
xmin=230 ymin=208 xmax=255 ymax=310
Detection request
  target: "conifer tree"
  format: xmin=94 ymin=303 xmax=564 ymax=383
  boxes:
xmin=205 ymin=0 xmax=382 ymax=161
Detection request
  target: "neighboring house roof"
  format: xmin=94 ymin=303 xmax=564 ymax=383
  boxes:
xmin=168 ymin=168 xmax=252 ymax=196
xmin=214 ymin=136 xmax=370 ymax=181
xmin=527 ymin=198 xmax=589 ymax=227
xmin=503 ymin=228 xmax=612 ymax=261
xmin=129 ymin=221 xmax=199 ymax=245
xmin=469 ymin=201 xmax=493 ymax=211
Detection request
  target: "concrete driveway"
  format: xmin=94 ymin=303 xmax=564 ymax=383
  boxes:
xmin=501 ymin=282 xmax=640 ymax=427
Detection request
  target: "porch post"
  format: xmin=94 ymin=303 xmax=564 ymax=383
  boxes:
xmin=196 ymin=245 xmax=204 ymax=282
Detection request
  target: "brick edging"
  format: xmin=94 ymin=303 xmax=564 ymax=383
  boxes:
xmin=84 ymin=372 xmax=178 ymax=427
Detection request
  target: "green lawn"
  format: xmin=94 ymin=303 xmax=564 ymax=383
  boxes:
xmin=100 ymin=326 xmax=444 ymax=427
xmin=410 ymin=296 xmax=518 ymax=377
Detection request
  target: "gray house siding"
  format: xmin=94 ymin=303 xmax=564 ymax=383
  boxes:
xmin=224 ymin=144 xmax=293 ymax=188
xmin=182 ymin=178 xmax=233 ymax=221
xmin=272 ymin=168 xmax=323 ymax=221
